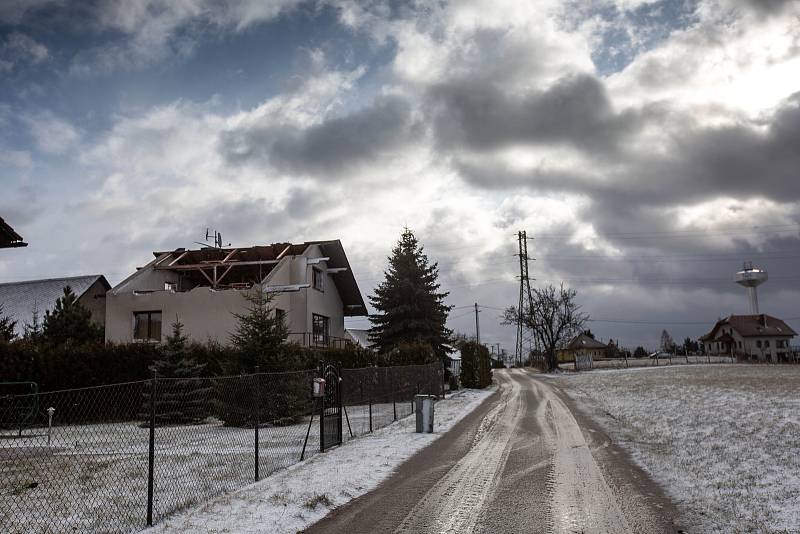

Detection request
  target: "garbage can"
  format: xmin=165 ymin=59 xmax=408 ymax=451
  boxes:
xmin=414 ymin=395 xmax=435 ymax=433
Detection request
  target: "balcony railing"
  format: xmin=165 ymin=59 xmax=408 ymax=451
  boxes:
xmin=286 ymin=332 xmax=353 ymax=349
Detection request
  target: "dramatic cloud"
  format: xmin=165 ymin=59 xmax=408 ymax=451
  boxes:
xmin=220 ymin=95 xmax=422 ymax=176
xmin=2 ymin=0 xmax=800 ymax=349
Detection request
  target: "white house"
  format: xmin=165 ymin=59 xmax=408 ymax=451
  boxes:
xmin=700 ymin=314 xmax=796 ymax=362
xmin=105 ymin=240 xmax=366 ymax=347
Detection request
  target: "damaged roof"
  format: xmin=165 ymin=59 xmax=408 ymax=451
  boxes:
xmin=147 ymin=240 xmax=367 ymax=316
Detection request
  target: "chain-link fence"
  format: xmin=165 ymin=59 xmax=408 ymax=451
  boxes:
xmin=0 ymin=362 xmax=442 ymax=533
xmin=340 ymin=363 xmax=445 ymax=439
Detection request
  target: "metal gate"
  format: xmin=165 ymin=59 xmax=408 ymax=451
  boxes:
xmin=319 ymin=363 xmax=342 ymax=451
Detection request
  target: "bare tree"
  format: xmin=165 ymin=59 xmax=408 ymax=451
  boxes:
xmin=660 ymin=330 xmax=676 ymax=353
xmin=504 ymin=283 xmax=588 ymax=372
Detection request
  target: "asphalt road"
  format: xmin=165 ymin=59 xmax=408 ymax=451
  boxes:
xmin=304 ymin=369 xmax=682 ymax=533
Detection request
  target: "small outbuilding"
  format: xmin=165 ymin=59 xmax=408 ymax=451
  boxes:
xmin=0 ymin=275 xmax=110 ymax=337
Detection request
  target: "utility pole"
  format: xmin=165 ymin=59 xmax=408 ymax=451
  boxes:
xmin=515 ymin=231 xmax=535 ymax=366
xmin=474 ymin=302 xmax=481 ymax=345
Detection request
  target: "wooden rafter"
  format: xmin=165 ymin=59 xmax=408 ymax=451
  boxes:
xmin=154 ymin=259 xmax=280 ymax=270
xmin=222 ymin=248 xmax=239 ymax=263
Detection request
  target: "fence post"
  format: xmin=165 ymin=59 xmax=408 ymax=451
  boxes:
xmin=254 ymin=367 xmax=260 ymax=482
xmin=367 ymin=380 xmax=372 ymax=433
xmin=392 ymin=371 xmax=397 ymax=421
xmin=146 ymin=370 xmax=157 ymax=526
xmin=319 ymin=363 xmax=325 ymax=452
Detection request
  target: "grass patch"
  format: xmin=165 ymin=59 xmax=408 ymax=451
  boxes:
xmin=302 ymin=493 xmax=332 ymax=510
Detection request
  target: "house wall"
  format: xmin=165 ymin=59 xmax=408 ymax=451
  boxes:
xmin=105 ymin=287 xmax=250 ymax=344
xmin=302 ymin=245 xmax=345 ymax=339
xmin=705 ymin=331 xmax=793 ymax=359
xmin=77 ymin=278 xmax=109 ymax=328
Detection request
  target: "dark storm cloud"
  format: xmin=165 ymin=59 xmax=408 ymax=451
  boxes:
xmin=218 ymin=95 xmax=420 ymax=175
xmin=458 ymin=91 xmax=800 ymax=208
xmin=741 ymin=0 xmax=795 ymax=17
xmin=430 ymin=73 xmax=642 ymax=154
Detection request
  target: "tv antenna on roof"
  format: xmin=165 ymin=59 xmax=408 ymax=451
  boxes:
xmin=194 ymin=228 xmax=227 ymax=249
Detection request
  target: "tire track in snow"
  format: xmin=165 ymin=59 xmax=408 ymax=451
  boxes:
xmin=394 ymin=371 xmax=524 ymax=534
xmin=540 ymin=384 xmax=631 ymax=534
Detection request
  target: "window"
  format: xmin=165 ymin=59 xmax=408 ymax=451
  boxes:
xmin=738 ymin=341 xmax=742 ymax=349
xmin=756 ymin=340 xmax=762 ymax=348
xmin=765 ymin=340 xmax=770 ymax=348
xmin=312 ymin=268 xmax=324 ymax=292
xmin=133 ymin=311 xmax=162 ymax=342
xmin=312 ymin=313 xmax=329 ymax=345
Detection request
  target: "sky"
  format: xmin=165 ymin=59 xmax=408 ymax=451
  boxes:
xmin=1 ymin=0 xmax=800 ymax=354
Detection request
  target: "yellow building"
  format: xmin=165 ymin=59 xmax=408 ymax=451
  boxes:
xmin=557 ymin=332 xmax=609 ymax=363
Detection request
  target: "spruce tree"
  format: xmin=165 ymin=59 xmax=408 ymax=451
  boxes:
xmin=23 ymin=307 xmax=43 ymax=342
xmin=229 ymin=283 xmax=289 ymax=372
xmin=144 ymin=318 xmax=212 ymax=425
xmin=369 ymin=228 xmax=453 ymax=360
xmin=42 ymin=286 xmax=103 ymax=345
xmin=0 ymin=304 xmax=16 ymax=342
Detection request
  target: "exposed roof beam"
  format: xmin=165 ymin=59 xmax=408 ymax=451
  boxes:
xmin=197 ymin=268 xmax=215 ymax=286
xmin=155 ymin=259 xmax=280 ymax=270
xmin=222 ymin=248 xmax=239 ymax=263
xmin=276 ymin=244 xmax=291 ymax=260
xmin=327 ymin=267 xmax=348 ymax=274
xmin=306 ymin=257 xmax=330 ymax=265
xmin=216 ymin=265 xmax=235 ymax=285
xmin=168 ymin=250 xmax=189 ymax=266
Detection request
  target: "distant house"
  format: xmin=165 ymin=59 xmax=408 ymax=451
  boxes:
xmin=0 ymin=275 xmax=110 ymax=337
xmin=105 ymin=241 xmax=367 ymax=346
xmin=700 ymin=314 xmax=797 ymax=362
xmin=345 ymin=328 xmax=372 ymax=349
xmin=0 ymin=217 xmax=27 ymax=248
xmin=557 ymin=332 xmax=608 ymax=363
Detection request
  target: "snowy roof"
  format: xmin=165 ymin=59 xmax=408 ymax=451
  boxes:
xmin=0 ymin=275 xmax=109 ymax=336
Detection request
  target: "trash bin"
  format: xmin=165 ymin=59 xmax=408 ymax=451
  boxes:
xmin=415 ymin=395 xmax=435 ymax=433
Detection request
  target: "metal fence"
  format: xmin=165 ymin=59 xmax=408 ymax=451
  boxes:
xmin=0 ymin=362 xmax=443 ymax=534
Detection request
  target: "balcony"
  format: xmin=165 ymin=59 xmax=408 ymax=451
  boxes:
xmin=286 ymin=332 xmax=353 ymax=349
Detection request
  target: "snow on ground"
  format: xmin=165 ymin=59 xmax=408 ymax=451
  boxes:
xmin=148 ymin=387 xmax=495 ymax=534
xmin=552 ymin=365 xmax=800 ymax=533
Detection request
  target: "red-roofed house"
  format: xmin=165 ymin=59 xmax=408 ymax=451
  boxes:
xmin=105 ymin=240 xmax=367 ymax=347
xmin=700 ymin=314 xmax=796 ymax=362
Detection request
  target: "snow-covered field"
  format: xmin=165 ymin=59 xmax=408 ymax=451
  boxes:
xmin=148 ymin=387 xmax=495 ymax=534
xmin=551 ymin=365 xmax=800 ymax=533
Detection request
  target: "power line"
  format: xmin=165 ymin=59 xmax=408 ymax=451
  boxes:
xmin=533 ymin=223 xmax=800 ymax=239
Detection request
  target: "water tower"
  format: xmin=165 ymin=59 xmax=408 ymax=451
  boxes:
xmin=735 ymin=261 xmax=768 ymax=315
